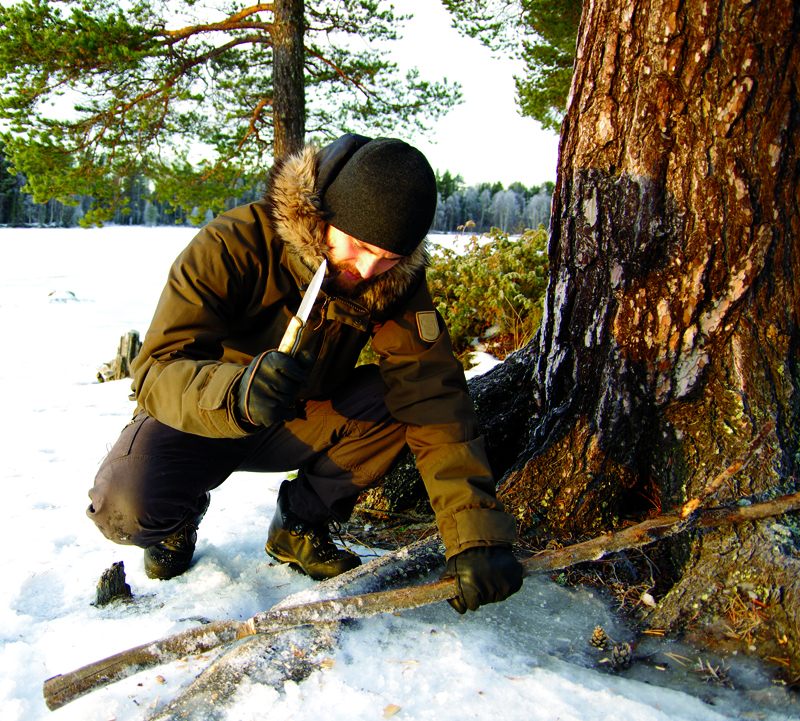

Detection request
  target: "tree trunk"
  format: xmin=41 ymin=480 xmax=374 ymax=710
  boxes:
xmin=372 ymin=0 xmax=799 ymax=673
xmin=490 ymin=0 xmax=800 ymax=668
xmin=272 ymin=0 xmax=306 ymax=159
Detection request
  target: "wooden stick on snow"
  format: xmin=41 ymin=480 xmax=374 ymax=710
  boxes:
xmin=44 ymin=422 xmax=791 ymax=711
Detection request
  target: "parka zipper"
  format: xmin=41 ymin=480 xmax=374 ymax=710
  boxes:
xmin=313 ymin=294 xmax=370 ymax=333
xmin=312 ymin=297 xmax=331 ymax=331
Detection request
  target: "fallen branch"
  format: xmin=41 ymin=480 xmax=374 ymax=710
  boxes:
xmin=43 ymin=577 xmax=458 ymax=711
xmin=42 ymin=488 xmax=800 ymax=711
xmin=149 ymin=622 xmax=340 ymax=720
xmin=525 ymin=491 xmax=800 ymax=573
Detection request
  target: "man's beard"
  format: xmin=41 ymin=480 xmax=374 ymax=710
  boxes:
xmin=325 ymin=263 xmax=380 ymax=298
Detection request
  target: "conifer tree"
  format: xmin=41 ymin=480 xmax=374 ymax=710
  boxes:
xmin=0 ymin=0 xmax=461 ymax=225
xmin=443 ymin=0 xmax=580 ymax=131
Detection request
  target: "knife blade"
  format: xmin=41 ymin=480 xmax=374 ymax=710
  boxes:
xmin=277 ymin=259 xmax=327 ymax=355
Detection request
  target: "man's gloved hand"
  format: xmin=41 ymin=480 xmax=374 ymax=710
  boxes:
xmin=236 ymin=350 xmax=315 ymax=427
xmin=442 ymin=546 xmax=524 ymax=614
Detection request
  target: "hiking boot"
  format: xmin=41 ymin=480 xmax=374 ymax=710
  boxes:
xmin=265 ymin=482 xmax=361 ymax=581
xmin=143 ymin=493 xmax=211 ymax=580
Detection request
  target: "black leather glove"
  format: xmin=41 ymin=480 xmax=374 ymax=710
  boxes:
xmin=236 ymin=350 xmax=315 ymax=427
xmin=442 ymin=546 xmax=524 ymax=614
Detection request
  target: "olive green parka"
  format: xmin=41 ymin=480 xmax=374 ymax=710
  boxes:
xmin=131 ymin=140 xmax=518 ymax=559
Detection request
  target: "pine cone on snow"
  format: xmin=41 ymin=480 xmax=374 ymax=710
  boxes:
xmin=610 ymin=642 xmax=633 ymax=670
xmin=590 ymin=626 xmax=610 ymax=650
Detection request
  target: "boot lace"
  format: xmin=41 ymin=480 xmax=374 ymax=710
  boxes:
xmin=160 ymin=523 xmax=198 ymax=552
xmin=290 ymin=518 xmax=351 ymax=560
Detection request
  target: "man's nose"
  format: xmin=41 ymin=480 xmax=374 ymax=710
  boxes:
xmin=356 ymin=256 xmax=381 ymax=279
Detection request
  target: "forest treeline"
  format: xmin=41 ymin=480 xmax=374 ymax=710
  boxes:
xmin=0 ymin=1 xmax=573 ymax=225
xmin=433 ymin=170 xmax=554 ymax=234
xmin=0 ymin=148 xmax=553 ymax=233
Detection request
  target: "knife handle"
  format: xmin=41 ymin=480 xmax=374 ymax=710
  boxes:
xmin=278 ymin=315 xmax=304 ymax=355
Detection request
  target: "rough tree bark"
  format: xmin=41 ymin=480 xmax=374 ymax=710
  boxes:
xmin=376 ymin=0 xmax=800 ymax=672
xmin=500 ymin=0 xmax=800 ymax=668
xmin=271 ymin=0 xmax=306 ymax=158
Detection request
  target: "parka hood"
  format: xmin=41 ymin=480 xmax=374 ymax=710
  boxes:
xmin=263 ymin=143 xmax=430 ymax=319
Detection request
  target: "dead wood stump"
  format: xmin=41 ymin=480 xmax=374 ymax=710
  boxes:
xmin=97 ymin=330 xmax=141 ymax=382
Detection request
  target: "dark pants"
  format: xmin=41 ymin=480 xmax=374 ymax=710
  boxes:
xmin=87 ymin=365 xmax=408 ymax=548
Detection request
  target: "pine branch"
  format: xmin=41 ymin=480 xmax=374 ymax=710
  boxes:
xmin=42 ymin=488 xmax=800 ymax=711
xmin=164 ymin=4 xmax=275 ymax=43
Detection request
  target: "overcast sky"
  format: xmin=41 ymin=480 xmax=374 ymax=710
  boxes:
xmin=385 ymin=0 xmax=561 ymax=189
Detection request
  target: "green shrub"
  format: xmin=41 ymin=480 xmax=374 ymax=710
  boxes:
xmin=358 ymin=226 xmax=549 ymax=368
xmin=428 ymin=226 xmax=549 ymax=362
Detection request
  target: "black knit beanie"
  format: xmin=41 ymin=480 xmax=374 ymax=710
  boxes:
xmin=321 ymin=137 xmax=437 ymax=256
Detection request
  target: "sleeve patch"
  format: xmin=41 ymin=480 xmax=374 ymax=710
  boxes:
xmin=416 ymin=310 xmax=441 ymax=342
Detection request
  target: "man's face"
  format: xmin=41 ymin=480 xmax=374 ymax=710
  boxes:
xmin=324 ymin=224 xmax=403 ymax=295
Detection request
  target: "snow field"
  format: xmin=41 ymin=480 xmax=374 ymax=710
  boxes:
xmin=0 ymin=226 xmax=795 ymax=720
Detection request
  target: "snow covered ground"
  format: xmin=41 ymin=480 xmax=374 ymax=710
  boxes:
xmin=1 ymin=225 xmax=797 ymax=720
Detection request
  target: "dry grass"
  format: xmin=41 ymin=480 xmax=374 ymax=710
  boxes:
xmin=343 ymin=508 xmax=438 ymax=554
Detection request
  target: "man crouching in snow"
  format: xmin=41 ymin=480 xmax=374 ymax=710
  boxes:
xmin=86 ymin=134 xmax=523 ymax=614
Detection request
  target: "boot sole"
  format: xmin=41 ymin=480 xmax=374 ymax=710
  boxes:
xmin=265 ymin=542 xmax=312 ymax=579
xmin=265 ymin=541 xmax=300 ymax=566
xmin=265 ymin=548 xmax=320 ymax=581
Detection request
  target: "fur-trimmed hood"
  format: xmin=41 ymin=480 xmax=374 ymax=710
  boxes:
xmin=262 ymin=144 xmax=430 ymax=318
